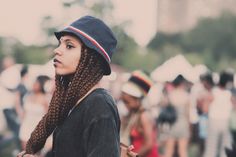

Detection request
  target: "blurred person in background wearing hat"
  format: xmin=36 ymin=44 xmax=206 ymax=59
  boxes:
xmin=120 ymin=70 xmax=159 ymax=157
xmin=18 ymin=15 xmax=120 ymax=157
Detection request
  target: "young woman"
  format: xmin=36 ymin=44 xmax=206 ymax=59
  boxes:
xmin=18 ymin=15 xmax=120 ymax=157
xmin=164 ymin=75 xmax=190 ymax=157
xmin=120 ymin=70 xmax=159 ymax=157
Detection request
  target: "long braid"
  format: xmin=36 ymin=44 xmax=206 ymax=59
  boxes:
xmin=25 ymin=48 xmax=105 ymax=154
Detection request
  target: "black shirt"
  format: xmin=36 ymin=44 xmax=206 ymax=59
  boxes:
xmin=52 ymin=88 xmax=120 ymax=157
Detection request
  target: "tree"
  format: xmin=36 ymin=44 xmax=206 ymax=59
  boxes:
xmin=148 ymin=11 xmax=236 ymax=71
xmin=182 ymin=11 xmax=236 ymax=59
xmin=147 ymin=32 xmax=182 ymax=51
xmin=111 ymin=25 xmax=138 ymax=66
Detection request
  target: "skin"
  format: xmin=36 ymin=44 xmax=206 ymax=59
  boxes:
xmin=53 ymin=35 xmax=82 ymax=75
xmin=121 ymin=92 xmax=154 ymax=156
xmin=164 ymin=84 xmax=189 ymax=157
xmin=121 ymin=93 xmax=141 ymax=111
xmin=17 ymin=34 xmax=82 ymax=157
xmin=20 ymin=79 xmax=49 ymax=151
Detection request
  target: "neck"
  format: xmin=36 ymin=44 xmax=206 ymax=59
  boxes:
xmin=76 ymin=84 xmax=99 ymax=105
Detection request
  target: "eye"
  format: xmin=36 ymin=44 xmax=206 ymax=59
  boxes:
xmin=66 ymin=44 xmax=74 ymax=49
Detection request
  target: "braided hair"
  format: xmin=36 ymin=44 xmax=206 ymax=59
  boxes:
xmin=25 ymin=46 xmax=105 ymax=154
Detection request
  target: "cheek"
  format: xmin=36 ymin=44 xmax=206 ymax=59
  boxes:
xmin=55 ymin=59 xmax=78 ymax=75
xmin=60 ymin=52 xmax=81 ymax=75
xmin=69 ymin=57 xmax=80 ymax=71
xmin=125 ymin=101 xmax=135 ymax=109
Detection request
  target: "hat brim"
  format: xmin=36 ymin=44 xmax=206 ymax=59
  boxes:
xmin=54 ymin=30 xmax=111 ymax=75
xmin=121 ymin=82 xmax=144 ymax=98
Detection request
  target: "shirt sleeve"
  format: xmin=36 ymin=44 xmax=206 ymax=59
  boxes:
xmin=84 ymin=116 xmax=120 ymax=157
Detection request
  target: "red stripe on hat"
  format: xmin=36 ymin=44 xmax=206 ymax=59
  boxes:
xmin=68 ymin=26 xmax=111 ymax=62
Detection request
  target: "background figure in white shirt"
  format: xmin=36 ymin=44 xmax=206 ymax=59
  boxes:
xmin=204 ymin=71 xmax=233 ymax=157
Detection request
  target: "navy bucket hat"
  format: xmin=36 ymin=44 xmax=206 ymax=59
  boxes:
xmin=54 ymin=15 xmax=117 ymax=75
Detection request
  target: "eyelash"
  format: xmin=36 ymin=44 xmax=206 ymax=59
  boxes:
xmin=57 ymin=43 xmax=74 ymax=49
xmin=66 ymin=44 xmax=74 ymax=49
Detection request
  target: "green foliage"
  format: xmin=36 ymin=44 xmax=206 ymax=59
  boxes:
xmin=90 ymin=1 xmax=113 ymax=18
xmin=4 ymin=1 xmax=236 ymax=74
xmin=0 ymin=38 xmax=4 ymax=62
xmin=182 ymin=12 xmax=236 ymax=58
xmin=148 ymin=32 xmax=182 ymax=50
xmin=111 ymin=25 xmax=138 ymax=66
xmin=115 ymin=48 xmax=159 ymax=73
xmin=12 ymin=44 xmax=51 ymax=64
xmin=40 ymin=16 xmax=60 ymax=45
xmin=0 ymin=36 xmax=51 ymax=71
xmin=148 ymin=11 xmax=236 ymax=72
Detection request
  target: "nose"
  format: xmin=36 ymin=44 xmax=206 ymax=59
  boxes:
xmin=53 ymin=47 xmax=63 ymax=56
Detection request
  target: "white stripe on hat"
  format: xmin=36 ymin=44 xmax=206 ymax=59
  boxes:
xmin=121 ymin=82 xmax=144 ymax=98
xmin=68 ymin=26 xmax=111 ymax=62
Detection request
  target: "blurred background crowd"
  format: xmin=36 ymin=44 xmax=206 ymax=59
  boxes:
xmin=1 ymin=0 xmax=236 ymax=157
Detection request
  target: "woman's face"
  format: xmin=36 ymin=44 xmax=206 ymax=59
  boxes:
xmin=121 ymin=93 xmax=141 ymax=111
xmin=53 ymin=35 xmax=82 ymax=75
xmin=32 ymin=80 xmax=41 ymax=93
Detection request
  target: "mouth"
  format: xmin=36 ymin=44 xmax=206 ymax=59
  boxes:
xmin=53 ymin=58 xmax=62 ymax=67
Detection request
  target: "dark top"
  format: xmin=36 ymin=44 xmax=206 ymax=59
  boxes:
xmin=52 ymin=88 xmax=120 ymax=157
xmin=16 ymin=83 xmax=28 ymax=106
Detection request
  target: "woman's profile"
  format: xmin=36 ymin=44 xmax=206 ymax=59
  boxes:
xmin=17 ymin=15 xmax=120 ymax=157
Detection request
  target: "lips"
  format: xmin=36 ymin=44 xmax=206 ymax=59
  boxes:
xmin=54 ymin=58 xmax=61 ymax=63
xmin=53 ymin=58 xmax=62 ymax=67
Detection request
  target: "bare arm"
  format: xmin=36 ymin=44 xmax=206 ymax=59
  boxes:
xmin=137 ymin=111 xmax=154 ymax=156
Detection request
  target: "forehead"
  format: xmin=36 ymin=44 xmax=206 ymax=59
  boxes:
xmin=60 ymin=34 xmax=81 ymax=43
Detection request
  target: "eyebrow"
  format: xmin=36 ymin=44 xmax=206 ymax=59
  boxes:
xmin=60 ymin=38 xmax=75 ymax=43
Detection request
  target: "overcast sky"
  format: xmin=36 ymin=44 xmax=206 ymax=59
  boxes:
xmin=0 ymin=0 xmax=157 ymax=46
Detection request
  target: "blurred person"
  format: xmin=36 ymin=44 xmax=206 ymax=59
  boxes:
xmin=229 ymin=88 xmax=236 ymax=145
xmin=163 ymin=75 xmax=191 ymax=157
xmin=15 ymin=65 xmax=29 ymax=122
xmin=227 ymin=88 xmax=236 ymax=157
xmin=225 ymin=145 xmax=236 ymax=157
xmin=18 ymin=15 xmax=120 ymax=157
xmin=197 ymin=72 xmax=215 ymax=114
xmin=1 ymin=55 xmax=15 ymax=71
xmin=196 ymin=72 xmax=214 ymax=156
xmin=120 ymin=70 xmax=159 ymax=157
xmin=203 ymin=71 xmax=233 ymax=157
xmin=0 ymin=63 xmax=21 ymax=151
xmin=19 ymin=75 xmax=50 ymax=151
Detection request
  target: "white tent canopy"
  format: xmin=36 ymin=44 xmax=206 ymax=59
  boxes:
xmin=151 ymin=54 xmax=208 ymax=83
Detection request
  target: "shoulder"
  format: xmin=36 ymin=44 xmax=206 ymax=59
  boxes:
xmin=85 ymin=88 xmax=115 ymax=109
xmin=81 ymin=88 xmax=119 ymax=120
xmin=87 ymin=88 xmax=114 ymax=102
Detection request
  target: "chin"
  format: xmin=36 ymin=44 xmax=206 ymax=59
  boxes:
xmin=55 ymin=69 xmax=66 ymax=75
xmin=55 ymin=69 xmax=75 ymax=76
